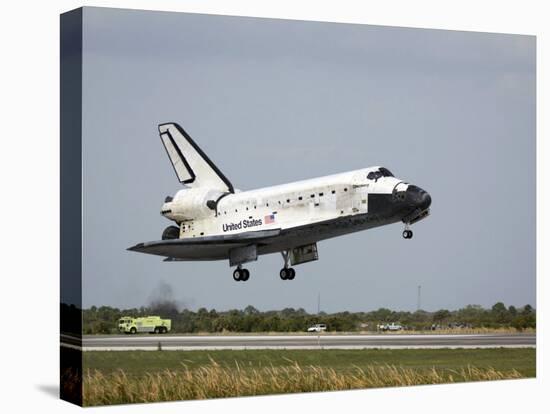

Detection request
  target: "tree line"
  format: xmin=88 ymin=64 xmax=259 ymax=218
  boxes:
xmin=81 ymin=302 xmax=536 ymax=334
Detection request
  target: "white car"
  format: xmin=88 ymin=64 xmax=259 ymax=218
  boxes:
xmin=380 ymin=323 xmax=403 ymax=331
xmin=307 ymin=324 xmax=327 ymax=332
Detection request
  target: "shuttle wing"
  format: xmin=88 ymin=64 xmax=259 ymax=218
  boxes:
xmin=128 ymin=229 xmax=281 ymax=261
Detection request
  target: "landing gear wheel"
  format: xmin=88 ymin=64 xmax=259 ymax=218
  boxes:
xmin=233 ymin=268 xmax=242 ymax=281
xmin=402 ymin=230 xmax=413 ymax=239
xmin=280 ymin=268 xmax=295 ymax=280
xmin=288 ymin=268 xmax=296 ymax=280
xmin=233 ymin=268 xmax=250 ymax=281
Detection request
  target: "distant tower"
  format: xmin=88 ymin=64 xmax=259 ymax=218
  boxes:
xmin=417 ymin=285 xmax=422 ymax=311
xmin=317 ymin=292 xmax=321 ymax=315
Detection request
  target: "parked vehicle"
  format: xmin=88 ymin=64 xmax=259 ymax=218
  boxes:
xmin=118 ymin=316 xmax=171 ymax=334
xmin=307 ymin=323 xmax=327 ymax=332
xmin=378 ymin=322 xmax=403 ymax=332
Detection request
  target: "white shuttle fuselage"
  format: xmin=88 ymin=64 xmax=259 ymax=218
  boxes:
xmin=129 ymin=123 xmax=432 ymax=282
xmin=164 ymin=169 xmax=406 ymax=239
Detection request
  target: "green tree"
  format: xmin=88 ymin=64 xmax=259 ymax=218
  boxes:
xmin=244 ymin=305 xmax=259 ymax=315
xmin=491 ymin=302 xmax=509 ymax=324
xmin=433 ymin=309 xmax=451 ymax=323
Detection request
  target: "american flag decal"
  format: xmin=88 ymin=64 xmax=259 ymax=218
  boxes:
xmin=264 ymin=214 xmax=275 ymax=224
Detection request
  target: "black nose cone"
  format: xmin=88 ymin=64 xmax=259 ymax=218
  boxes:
xmin=420 ymin=191 xmax=432 ymax=210
xmin=406 ymin=185 xmax=431 ymax=210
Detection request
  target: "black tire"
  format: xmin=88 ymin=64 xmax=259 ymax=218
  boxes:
xmin=241 ymin=269 xmax=250 ymax=281
xmin=280 ymin=268 xmax=288 ymax=280
xmin=233 ymin=269 xmax=242 ymax=281
xmin=162 ymin=327 xmax=167 ymax=334
xmin=154 ymin=327 xmax=160 ymax=334
xmin=402 ymin=230 xmax=408 ymax=239
xmin=408 ymin=230 xmax=413 ymax=239
xmin=288 ymin=268 xmax=296 ymax=280
xmin=130 ymin=327 xmax=137 ymax=334
xmin=162 ymin=225 xmax=180 ymax=240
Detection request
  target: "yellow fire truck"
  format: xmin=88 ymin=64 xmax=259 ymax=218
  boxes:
xmin=118 ymin=316 xmax=171 ymax=334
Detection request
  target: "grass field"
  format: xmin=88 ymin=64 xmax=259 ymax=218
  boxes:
xmin=82 ymin=348 xmax=535 ymax=406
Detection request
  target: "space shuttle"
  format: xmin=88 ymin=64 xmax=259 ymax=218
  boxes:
xmin=128 ymin=123 xmax=432 ymax=282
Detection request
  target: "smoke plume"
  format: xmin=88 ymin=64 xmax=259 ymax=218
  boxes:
xmin=148 ymin=281 xmax=182 ymax=316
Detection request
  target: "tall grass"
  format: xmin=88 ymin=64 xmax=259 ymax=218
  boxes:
xmin=83 ymin=359 xmax=524 ymax=406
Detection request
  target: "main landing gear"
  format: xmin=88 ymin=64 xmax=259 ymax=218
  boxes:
xmin=231 ymin=251 xmax=298 ymax=282
xmin=402 ymin=224 xmax=413 ymax=239
xmin=280 ymin=250 xmax=296 ymax=281
xmin=280 ymin=267 xmax=296 ymax=280
xmin=233 ymin=265 xmax=250 ymax=282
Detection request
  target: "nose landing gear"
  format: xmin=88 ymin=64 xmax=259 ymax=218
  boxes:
xmin=402 ymin=224 xmax=413 ymax=239
xmin=232 ymin=265 xmax=250 ymax=282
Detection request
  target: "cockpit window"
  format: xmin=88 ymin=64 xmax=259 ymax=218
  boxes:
xmin=367 ymin=171 xmax=379 ymax=180
xmin=367 ymin=167 xmax=394 ymax=181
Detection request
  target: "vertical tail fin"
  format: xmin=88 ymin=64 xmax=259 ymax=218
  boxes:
xmin=158 ymin=123 xmax=234 ymax=193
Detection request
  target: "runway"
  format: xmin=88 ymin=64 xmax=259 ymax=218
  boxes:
xmin=62 ymin=333 xmax=536 ymax=351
